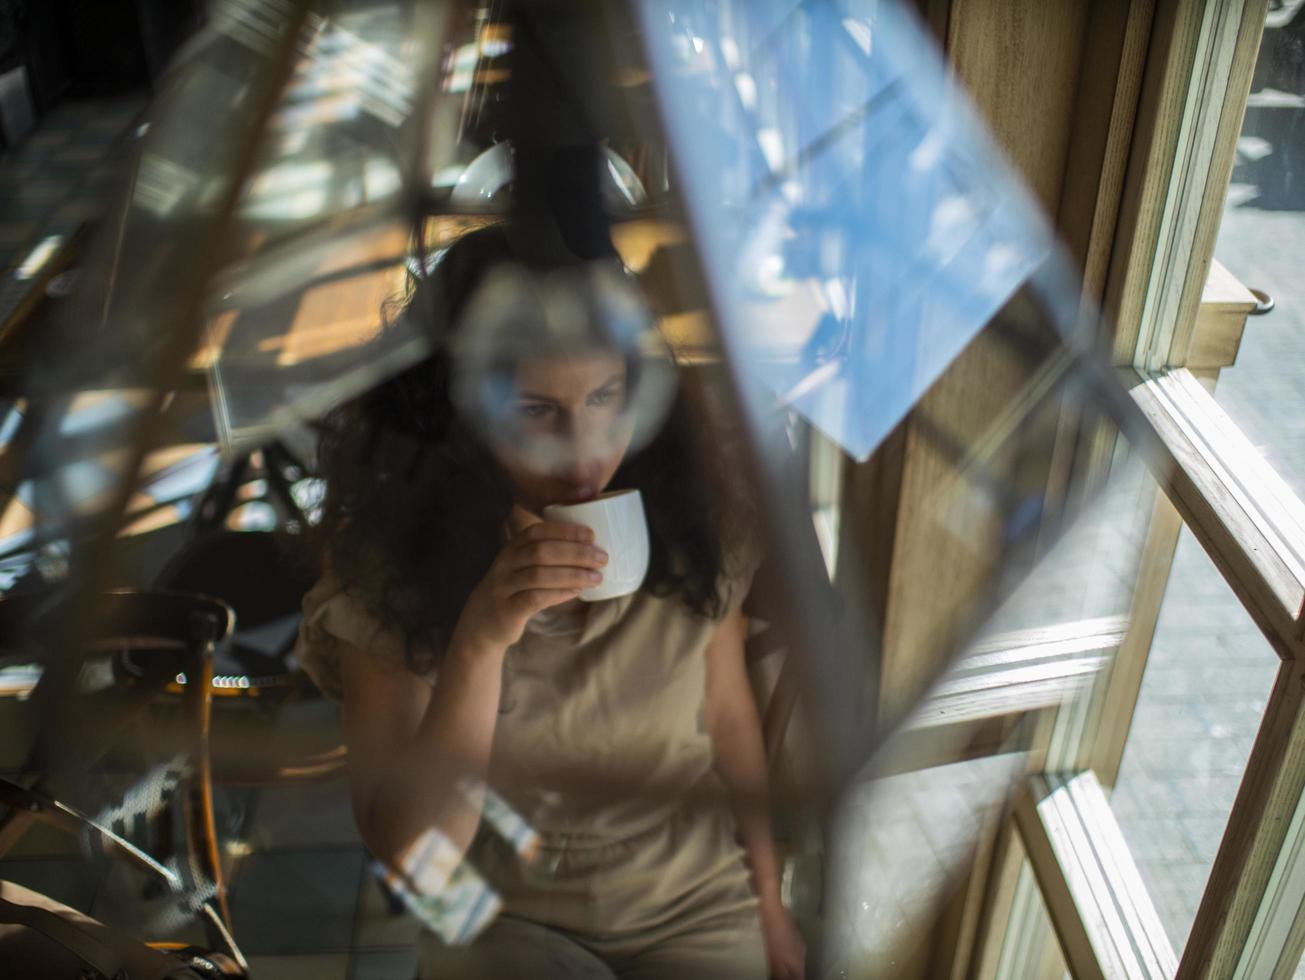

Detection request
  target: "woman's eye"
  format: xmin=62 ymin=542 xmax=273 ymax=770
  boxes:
xmin=517 ymin=403 xmax=553 ymax=419
xmin=588 ymin=387 xmax=622 ymax=407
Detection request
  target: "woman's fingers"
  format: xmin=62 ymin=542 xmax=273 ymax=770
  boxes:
xmin=503 ymin=538 xmax=608 ymax=571
xmin=509 ymin=588 xmax=585 ymax=618
xmin=492 ymin=521 xmax=606 ymax=621
xmin=514 ymin=520 xmax=595 ymax=545
xmin=503 ymin=564 xmax=603 ymax=593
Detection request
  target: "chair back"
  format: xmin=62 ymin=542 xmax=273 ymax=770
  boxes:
xmin=0 ymin=590 xmax=233 ymax=658
xmin=0 ymin=588 xmax=243 ymax=966
xmin=154 ymin=531 xmax=314 ymax=634
xmin=154 ymin=531 xmax=317 ymax=690
xmin=154 ymin=531 xmax=346 ymax=782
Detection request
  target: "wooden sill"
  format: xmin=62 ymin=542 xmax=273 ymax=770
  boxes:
xmin=1188 ymin=257 xmax=1259 ymax=372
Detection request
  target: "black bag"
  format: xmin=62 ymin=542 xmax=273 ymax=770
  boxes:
xmin=0 ymin=880 xmax=244 ymax=979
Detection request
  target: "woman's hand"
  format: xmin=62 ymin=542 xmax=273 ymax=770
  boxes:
xmin=450 ymin=512 xmax=607 ymax=656
xmin=759 ymin=899 xmax=806 ymax=980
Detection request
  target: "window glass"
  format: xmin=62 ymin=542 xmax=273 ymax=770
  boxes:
xmin=1203 ymin=5 xmax=1305 ymax=496
xmin=1113 ymin=528 xmax=1278 ymax=949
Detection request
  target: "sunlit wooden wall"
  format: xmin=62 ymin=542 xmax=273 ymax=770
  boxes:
xmin=837 ymin=2 xmax=1159 ymax=975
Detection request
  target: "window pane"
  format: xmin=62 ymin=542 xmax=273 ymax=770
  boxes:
xmin=1205 ymin=6 xmax=1305 ymax=493
xmin=1112 ymin=527 xmax=1278 ymax=949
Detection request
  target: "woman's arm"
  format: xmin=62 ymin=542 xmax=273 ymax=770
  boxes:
xmin=705 ymin=606 xmax=806 ymax=980
xmin=339 ymin=515 xmax=607 ymax=876
xmin=340 ymin=632 xmax=507 ymax=866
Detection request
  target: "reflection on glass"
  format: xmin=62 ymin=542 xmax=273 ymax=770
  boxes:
xmin=816 ymin=444 xmax=1157 ymax=973
xmin=205 ymin=217 xmax=427 ymax=453
xmin=0 ymin=1 xmax=1165 ymax=977
xmin=639 ymin=0 xmax=1057 ymax=462
xmin=450 ymin=255 xmax=675 ymax=474
xmin=237 ymin=4 xmax=415 ymax=229
xmin=826 ymin=752 xmax=1026 ymax=974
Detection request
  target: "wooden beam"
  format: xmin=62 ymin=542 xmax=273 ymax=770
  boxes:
xmin=869 ymin=618 xmax=1123 ymax=789
xmin=1089 ymin=491 xmax=1184 ymax=785
xmin=944 ymin=4 xmax=1163 ymax=973
xmin=879 ymin=0 xmax=1147 ymax=722
xmin=935 ymin=792 xmax=1011 ymax=980
xmin=946 ymin=0 xmax=1092 ymax=215
xmin=1156 ymin=0 xmax=1267 ymax=370
xmin=1232 ymin=778 xmax=1305 ymax=978
xmin=1056 ymin=0 xmax=1156 ymax=309
xmin=1093 ymin=262 xmax=1259 ymax=779
xmin=969 ymin=819 xmax=1034 ymax=980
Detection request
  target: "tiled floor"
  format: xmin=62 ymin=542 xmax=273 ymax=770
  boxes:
xmin=0 ymin=773 xmax=423 ymax=979
xmin=219 ymin=772 xmax=420 ymax=976
xmin=218 ymin=781 xmax=421 ymax=977
xmin=822 ymin=754 xmax=1023 ymax=975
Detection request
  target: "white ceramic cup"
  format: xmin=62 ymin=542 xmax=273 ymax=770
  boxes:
xmin=542 ymin=489 xmax=650 ymax=601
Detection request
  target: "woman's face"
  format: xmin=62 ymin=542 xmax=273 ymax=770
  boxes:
xmin=490 ymin=350 xmax=633 ymax=513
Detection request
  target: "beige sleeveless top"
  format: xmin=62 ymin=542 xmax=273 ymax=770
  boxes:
xmin=292 ymin=549 xmax=759 ymax=846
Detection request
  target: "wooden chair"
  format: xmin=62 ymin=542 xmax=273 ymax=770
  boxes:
xmin=152 ymin=530 xmax=312 ymax=696
xmin=0 ymin=589 xmax=246 ymax=969
xmin=150 ymin=529 xmax=345 ymax=785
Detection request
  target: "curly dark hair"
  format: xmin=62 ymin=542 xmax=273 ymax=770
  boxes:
xmin=312 ymin=225 xmax=749 ymax=674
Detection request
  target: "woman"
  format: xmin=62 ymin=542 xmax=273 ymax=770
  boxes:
xmin=294 ymin=226 xmax=805 ymax=979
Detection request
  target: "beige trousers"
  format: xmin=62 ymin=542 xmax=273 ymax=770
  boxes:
xmin=418 ymin=910 xmax=765 ymax=979
xmin=419 ymin=805 xmax=766 ymax=979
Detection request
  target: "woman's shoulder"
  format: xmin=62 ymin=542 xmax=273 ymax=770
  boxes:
xmin=293 ymin=574 xmax=436 ymax=700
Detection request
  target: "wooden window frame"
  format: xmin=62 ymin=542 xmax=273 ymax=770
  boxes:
xmin=1127 ymin=368 xmax=1305 ymax=978
xmin=1016 ymin=770 xmax=1178 ymax=980
xmin=966 ymin=0 xmax=1298 ymax=977
xmin=836 ymin=0 xmax=1298 ymax=975
xmin=1131 ymin=369 xmax=1305 ymax=644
